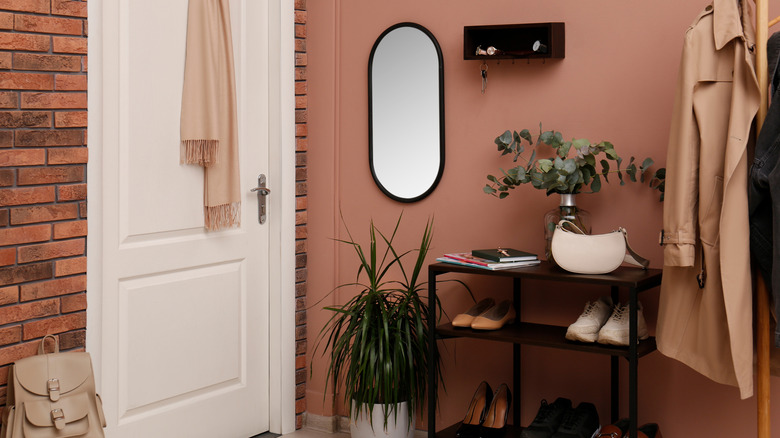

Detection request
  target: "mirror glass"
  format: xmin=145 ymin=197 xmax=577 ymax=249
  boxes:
xmin=369 ymin=23 xmax=444 ymax=202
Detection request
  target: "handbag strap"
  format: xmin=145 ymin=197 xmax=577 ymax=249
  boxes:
xmin=558 ymin=220 xmax=650 ymax=269
xmin=620 ymin=228 xmax=650 ymax=269
xmin=38 ymin=334 xmax=59 ymax=355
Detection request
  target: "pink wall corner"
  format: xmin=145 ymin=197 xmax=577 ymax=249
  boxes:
xmin=307 ymin=0 xmax=780 ymax=435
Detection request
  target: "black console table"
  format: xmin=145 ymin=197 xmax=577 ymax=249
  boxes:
xmin=426 ymin=261 xmax=662 ymax=438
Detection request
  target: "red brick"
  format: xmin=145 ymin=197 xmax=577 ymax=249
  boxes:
xmin=23 ymin=313 xmax=86 ymax=340
xmin=0 ymin=285 xmax=17 ymax=305
xmin=20 ymin=275 xmax=85 ymax=301
xmin=17 ymin=166 xmax=83 ymax=185
xmin=78 ymin=201 xmax=84 ymax=217
xmin=20 ymin=92 xmax=86 ymax=109
xmin=14 ymin=15 xmax=82 ymax=36
xmin=0 ymin=340 xmax=42 ymax=367
xmin=295 ymin=39 xmax=305 ymax=53
xmin=18 ymin=238 xmax=84 ymax=263
xmin=57 ymin=183 xmax=85 ymax=201
xmin=54 ymin=111 xmax=85 ymax=127
xmin=0 ymin=72 xmax=54 ymax=90
xmin=0 ymin=12 xmax=12 ymax=30
xmin=0 ymin=92 xmax=17 ymax=108
xmin=0 ymin=169 xmax=10 ymax=186
xmin=0 ymin=299 xmax=58 ymax=328
xmin=52 ymin=0 xmax=86 ymax=18
xmin=295 ymin=24 xmax=306 ymax=39
xmin=0 ymin=111 xmax=51 ymax=128
xmin=294 ymin=11 xmax=307 ymax=24
xmin=0 ymin=262 xmax=51 ymax=286
xmin=13 ymin=53 xmax=81 ymax=72
xmin=0 ymin=52 xmax=10 ymax=69
xmin=60 ymin=292 xmax=86 ymax=312
xmin=14 ymin=129 xmax=82 ymax=146
xmin=52 ymin=220 xmax=85 ymax=239
xmin=295 ymin=53 xmax=307 ymax=67
xmin=0 ymin=148 xmax=45 ymax=166
xmin=47 ymin=147 xmax=86 ymax=164
xmin=55 ymin=256 xmax=85 ymax=277
xmin=0 ymin=0 xmax=49 ymax=14
xmin=294 ymin=82 xmax=307 ymax=95
xmin=295 ymin=96 xmax=307 ymax=109
xmin=0 ymin=186 xmax=54 ymax=206
xmin=0 ymin=247 xmax=13 ymax=266
xmin=0 ymin=32 xmax=49 ymax=51
xmin=10 ymin=204 xmax=78 ymax=224
xmin=54 ymin=75 xmax=85 ymax=91
xmin=52 ymin=36 xmax=86 ymax=54
xmin=0 ymin=209 xmax=7 ymax=224
xmin=81 ymin=55 xmax=86 ymax=72
xmin=0 ymin=326 xmax=20 ymax=347
xmin=0 ymin=131 xmax=11 ymax=147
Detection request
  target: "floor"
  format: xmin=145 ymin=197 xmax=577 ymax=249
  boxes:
xmin=280 ymin=429 xmax=349 ymax=438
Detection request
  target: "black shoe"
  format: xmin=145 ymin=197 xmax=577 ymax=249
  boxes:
xmin=479 ymin=383 xmax=511 ymax=438
xmin=551 ymin=402 xmax=600 ymax=438
xmin=455 ymin=381 xmax=493 ymax=438
xmin=520 ymin=398 xmax=572 ymax=438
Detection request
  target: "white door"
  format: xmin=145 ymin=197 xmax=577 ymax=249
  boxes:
xmin=87 ymin=0 xmax=297 ymax=436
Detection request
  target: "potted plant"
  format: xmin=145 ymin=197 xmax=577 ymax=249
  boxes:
xmin=314 ymin=215 xmax=444 ymax=438
xmin=482 ymin=124 xmax=665 ymax=260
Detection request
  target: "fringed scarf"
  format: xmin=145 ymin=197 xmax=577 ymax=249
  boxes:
xmin=180 ymin=0 xmax=241 ymax=230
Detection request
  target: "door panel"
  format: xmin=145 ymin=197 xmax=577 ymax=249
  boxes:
xmin=95 ymin=0 xmax=271 ymax=436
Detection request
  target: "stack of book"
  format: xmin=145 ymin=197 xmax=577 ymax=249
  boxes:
xmin=437 ymin=248 xmax=540 ymax=270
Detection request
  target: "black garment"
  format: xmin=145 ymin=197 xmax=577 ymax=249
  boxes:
xmin=749 ymin=31 xmax=780 ymax=347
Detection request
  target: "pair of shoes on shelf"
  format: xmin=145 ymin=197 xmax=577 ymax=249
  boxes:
xmin=455 ymin=382 xmax=512 ymax=438
xmin=521 ymin=398 xmax=600 ymax=438
xmin=599 ymin=419 xmax=662 ymax=438
xmin=564 ymin=297 xmax=649 ymax=346
xmin=453 ymin=298 xmax=516 ymax=331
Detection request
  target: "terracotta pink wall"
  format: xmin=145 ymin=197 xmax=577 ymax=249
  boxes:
xmin=307 ymin=0 xmax=780 ymax=435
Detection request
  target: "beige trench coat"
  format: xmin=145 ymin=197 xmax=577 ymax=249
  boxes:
xmin=657 ymin=0 xmax=760 ymax=399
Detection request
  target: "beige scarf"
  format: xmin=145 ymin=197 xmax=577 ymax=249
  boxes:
xmin=180 ymin=0 xmax=240 ymax=230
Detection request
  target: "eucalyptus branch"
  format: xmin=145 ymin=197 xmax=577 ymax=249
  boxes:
xmin=484 ymin=124 xmax=665 ymax=199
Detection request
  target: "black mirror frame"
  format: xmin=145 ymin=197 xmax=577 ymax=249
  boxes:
xmin=368 ymin=22 xmax=445 ymax=203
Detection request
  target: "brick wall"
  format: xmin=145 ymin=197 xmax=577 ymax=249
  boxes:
xmin=294 ymin=0 xmax=308 ymax=430
xmin=0 ymin=0 xmax=88 ymax=405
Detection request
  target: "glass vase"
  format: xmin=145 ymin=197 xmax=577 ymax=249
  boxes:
xmin=544 ymin=193 xmax=591 ymax=263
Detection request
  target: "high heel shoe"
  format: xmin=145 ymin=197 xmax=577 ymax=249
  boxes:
xmin=471 ymin=300 xmax=515 ymax=330
xmin=455 ymin=381 xmax=493 ymax=438
xmin=453 ymin=298 xmax=496 ymax=328
xmin=479 ymin=383 xmax=511 ymax=438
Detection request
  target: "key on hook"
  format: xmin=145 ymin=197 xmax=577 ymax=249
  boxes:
xmin=480 ymin=63 xmax=488 ymax=94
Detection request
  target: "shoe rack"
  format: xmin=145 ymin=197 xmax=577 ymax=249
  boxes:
xmin=426 ymin=261 xmax=662 ymax=438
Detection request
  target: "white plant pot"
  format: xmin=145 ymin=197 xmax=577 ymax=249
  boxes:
xmin=349 ymin=401 xmax=415 ymax=438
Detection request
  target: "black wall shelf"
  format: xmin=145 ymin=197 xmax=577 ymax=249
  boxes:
xmin=464 ymin=23 xmax=565 ymax=60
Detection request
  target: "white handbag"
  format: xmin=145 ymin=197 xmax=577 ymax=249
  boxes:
xmin=551 ymin=220 xmax=650 ymax=274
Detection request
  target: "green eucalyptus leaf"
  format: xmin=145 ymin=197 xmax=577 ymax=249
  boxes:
xmin=487 ymin=175 xmax=498 ymax=183
xmin=591 ymin=174 xmax=602 ymax=192
xmin=498 ymin=130 xmax=512 ymax=146
xmin=572 ymin=138 xmax=590 ymax=150
xmin=498 ymin=192 xmax=509 ymax=199
xmin=562 ymin=158 xmax=577 ymax=174
xmin=626 ymin=163 xmax=637 ymax=182
xmin=585 ymin=154 xmax=596 ymax=166
xmin=538 ymin=159 xmax=553 ymax=173
xmin=483 ymin=185 xmax=496 ymax=194
xmin=539 ymin=130 xmax=553 ymax=145
xmin=553 ymin=156 xmax=565 ymax=170
xmin=553 ymin=131 xmax=564 ymax=147
xmin=519 ymin=129 xmax=533 ymax=144
xmin=558 ymin=141 xmax=572 ymax=158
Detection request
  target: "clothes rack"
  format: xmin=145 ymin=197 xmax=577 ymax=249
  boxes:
xmin=756 ymin=0 xmax=771 ymax=437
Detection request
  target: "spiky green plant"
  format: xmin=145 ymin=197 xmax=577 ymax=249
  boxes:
xmin=314 ymin=214 xmax=441 ymax=432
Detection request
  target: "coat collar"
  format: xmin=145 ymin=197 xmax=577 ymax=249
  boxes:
xmin=713 ymin=0 xmax=755 ymax=51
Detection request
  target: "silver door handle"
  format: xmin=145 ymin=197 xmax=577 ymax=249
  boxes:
xmin=251 ymin=174 xmax=270 ymax=224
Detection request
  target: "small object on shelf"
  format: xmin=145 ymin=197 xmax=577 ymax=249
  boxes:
xmin=480 ymin=62 xmax=488 ymax=94
xmin=597 ymin=302 xmax=650 ymax=346
xmin=471 ymin=300 xmax=515 ymax=330
xmin=455 ymin=381 xmax=493 ymax=438
xmin=438 ymin=253 xmax=540 ymax=270
xmin=453 ymin=298 xmax=496 ymax=328
xmin=472 ymin=248 xmax=538 ymax=263
xmin=565 ymin=296 xmax=614 ymax=343
xmin=480 ymin=383 xmax=512 ymax=438
xmin=523 ymin=398 xmax=572 ymax=437
xmin=464 ymin=23 xmax=565 ymax=60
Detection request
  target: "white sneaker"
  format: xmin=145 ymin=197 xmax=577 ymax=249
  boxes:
xmin=597 ymin=302 xmax=649 ymax=346
xmin=565 ymin=296 xmax=613 ymax=343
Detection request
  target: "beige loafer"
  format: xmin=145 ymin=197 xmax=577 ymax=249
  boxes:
xmin=452 ymin=298 xmax=495 ymax=328
xmin=471 ymin=300 xmax=515 ymax=330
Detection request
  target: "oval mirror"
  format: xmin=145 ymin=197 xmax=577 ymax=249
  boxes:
xmin=369 ymin=23 xmax=444 ymax=202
